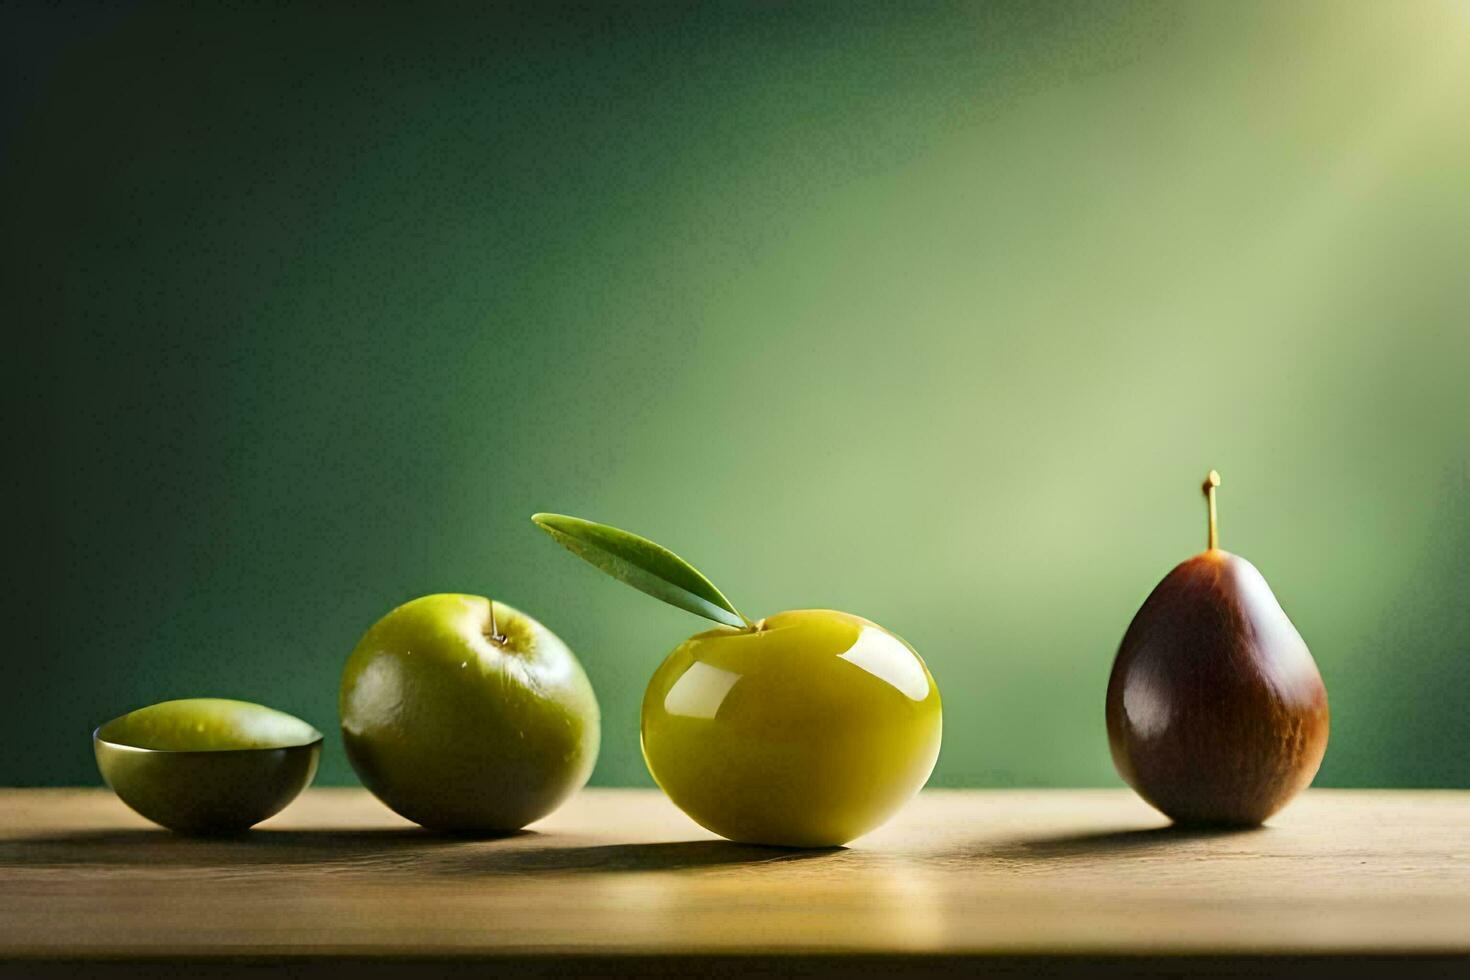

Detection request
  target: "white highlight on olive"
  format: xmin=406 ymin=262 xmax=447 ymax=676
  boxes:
xmin=663 ymin=661 xmax=742 ymax=720
xmin=839 ymin=627 xmax=930 ymax=701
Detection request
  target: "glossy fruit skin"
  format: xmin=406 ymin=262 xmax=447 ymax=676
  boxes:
xmin=94 ymin=698 xmax=322 ymax=835
xmin=1106 ymin=550 xmax=1329 ymax=826
xmin=641 ymin=609 xmax=941 ymax=847
xmin=340 ymin=595 xmax=599 ymax=832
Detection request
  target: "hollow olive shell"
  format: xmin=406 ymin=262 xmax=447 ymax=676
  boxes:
xmin=94 ymin=698 xmax=322 ymax=835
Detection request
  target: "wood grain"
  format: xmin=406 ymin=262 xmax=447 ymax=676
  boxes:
xmin=1 ymin=788 xmax=1467 ymax=976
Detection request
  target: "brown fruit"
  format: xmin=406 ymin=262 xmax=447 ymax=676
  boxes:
xmin=1105 ymin=472 xmax=1329 ymax=826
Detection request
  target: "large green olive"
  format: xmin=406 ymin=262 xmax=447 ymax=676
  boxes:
xmin=93 ymin=698 xmax=322 ymax=835
xmin=340 ymin=594 xmax=600 ymax=832
xmin=641 ymin=609 xmax=942 ymax=847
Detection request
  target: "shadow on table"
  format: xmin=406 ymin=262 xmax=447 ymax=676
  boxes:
xmin=974 ymin=822 xmax=1268 ymax=861
xmin=458 ymin=839 xmax=847 ymax=875
xmin=0 ymin=826 xmax=506 ymax=869
xmin=1 ymin=828 xmax=845 ymax=875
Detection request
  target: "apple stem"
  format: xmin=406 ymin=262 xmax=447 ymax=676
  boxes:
xmin=1203 ymin=469 xmax=1221 ymax=551
xmin=487 ymin=600 xmax=507 ymax=646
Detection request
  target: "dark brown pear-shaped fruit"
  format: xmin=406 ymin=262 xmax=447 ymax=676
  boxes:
xmin=1106 ymin=472 xmax=1329 ymax=826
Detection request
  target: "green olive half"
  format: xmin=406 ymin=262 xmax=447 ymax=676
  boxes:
xmin=94 ymin=698 xmax=322 ymax=835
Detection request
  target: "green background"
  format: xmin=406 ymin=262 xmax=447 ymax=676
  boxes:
xmin=6 ymin=1 xmax=1469 ymax=789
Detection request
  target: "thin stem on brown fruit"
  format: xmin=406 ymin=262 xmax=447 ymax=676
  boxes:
xmin=1203 ymin=470 xmax=1221 ymax=551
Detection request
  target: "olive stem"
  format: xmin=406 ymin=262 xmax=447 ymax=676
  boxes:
xmin=1203 ymin=469 xmax=1221 ymax=551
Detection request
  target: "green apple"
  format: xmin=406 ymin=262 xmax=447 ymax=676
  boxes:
xmin=533 ymin=514 xmax=942 ymax=847
xmin=340 ymin=594 xmax=599 ymax=832
xmin=643 ymin=609 xmax=941 ymax=847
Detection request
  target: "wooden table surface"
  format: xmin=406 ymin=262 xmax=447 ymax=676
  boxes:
xmin=1 ymin=788 xmax=1467 ymax=978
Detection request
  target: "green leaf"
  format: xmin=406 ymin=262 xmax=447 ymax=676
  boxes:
xmin=531 ymin=513 xmax=751 ymax=629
